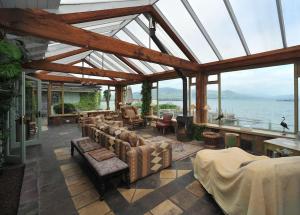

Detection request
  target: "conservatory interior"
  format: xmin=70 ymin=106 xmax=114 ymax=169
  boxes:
xmin=1 ymin=0 xmax=300 ymax=215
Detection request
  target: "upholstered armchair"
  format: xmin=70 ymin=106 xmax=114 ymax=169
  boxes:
xmin=156 ymin=113 xmax=173 ymax=135
xmin=121 ymin=106 xmax=144 ymax=129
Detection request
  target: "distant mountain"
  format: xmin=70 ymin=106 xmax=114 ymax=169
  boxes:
xmin=132 ymin=88 xmax=262 ymax=100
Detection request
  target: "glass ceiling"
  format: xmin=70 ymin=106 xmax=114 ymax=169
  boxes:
xmin=41 ymin=0 xmax=300 ymax=80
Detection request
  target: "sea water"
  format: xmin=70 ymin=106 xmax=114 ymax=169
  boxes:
xmin=100 ymin=98 xmax=295 ymax=132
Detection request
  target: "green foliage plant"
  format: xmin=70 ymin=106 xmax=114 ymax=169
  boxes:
xmin=141 ymin=81 xmax=152 ymax=117
xmin=53 ymin=103 xmax=76 ymax=114
xmin=192 ymin=124 xmax=206 ymax=141
xmin=0 ymin=37 xmax=25 ymax=167
xmin=76 ymin=92 xmax=101 ymax=111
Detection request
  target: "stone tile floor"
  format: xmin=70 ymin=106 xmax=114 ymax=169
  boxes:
xmin=18 ymin=124 xmax=224 ymax=215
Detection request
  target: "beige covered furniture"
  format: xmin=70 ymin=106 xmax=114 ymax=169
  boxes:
xmin=121 ymin=106 xmax=144 ymax=130
xmin=194 ymin=147 xmax=300 ymax=215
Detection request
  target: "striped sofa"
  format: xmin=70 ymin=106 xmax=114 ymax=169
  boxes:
xmin=82 ymin=123 xmax=172 ymax=183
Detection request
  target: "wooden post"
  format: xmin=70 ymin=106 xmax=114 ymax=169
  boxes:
xmin=61 ymin=83 xmax=64 ymax=115
xmin=47 ymin=82 xmax=52 ymax=117
xmin=294 ymin=62 xmax=299 ymax=133
xmin=115 ymin=85 xmax=123 ymax=111
xmin=196 ymin=73 xmax=207 ymax=123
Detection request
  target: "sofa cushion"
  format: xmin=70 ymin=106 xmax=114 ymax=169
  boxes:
xmin=126 ymin=109 xmax=136 ymax=118
xmin=88 ymin=148 xmax=116 ymax=162
xmin=119 ymin=130 xmax=129 ymax=142
xmin=109 ymin=126 xmax=117 ymax=136
xmin=84 ymin=155 xmax=128 ymax=176
xmin=99 ymin=124 xmax=109 ymax=133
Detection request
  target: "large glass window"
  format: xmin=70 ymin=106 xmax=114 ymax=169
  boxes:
xmin=207 ymin=84 xmax=219 ymax=124
xmin=221 ymin=64 xmax=294 ymax=132
xmin=158 ymin=78 xmax=182 ymax=118
xmin=189 ymin=77 xmax=196 ymax=121
xmin=51 ymin=84 xmax=63 ymax=115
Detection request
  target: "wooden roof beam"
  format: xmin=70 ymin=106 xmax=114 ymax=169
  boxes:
xmin=58 ymin=5 xmax=152 ymax=24
xmin=144 ymin=45 xmax=300 ymax=81
xmin=24 ymin=61 xmax=144 ymax=80
xmin=33 ymin=73 xmax=117 ymax=85
xmin=0 ymin=9 xmax=200 ymax=72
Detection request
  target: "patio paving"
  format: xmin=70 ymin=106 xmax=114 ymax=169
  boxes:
xmin=18 ymin=124 xmax=223 ymax=215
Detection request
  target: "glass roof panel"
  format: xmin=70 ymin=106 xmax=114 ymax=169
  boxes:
xmin=73 ymin=15 xmax=136 ymax=29
xmin=105 ymin=54 xmax=136 ymax=73
xmin=230 ymin=0 xmax=283 ymax=54
xmin=61 ymin=0 xmax=132 ymax=4
xmin=125 ymin=58 xmax=153 ymax=74
xmin=137 ymin=14 xmax=188 ymax=60
xmin=53 ymin=0 xmax=157 ymax=13
xmin=84 ymin=20 xmax=123 ymax=31
xmin=156 ymin=0 xmax=218 ymax=63
xmin=188 ymin=0 xmax=246 ymax=59
xmin=72 ymin=73 xmax=112 ymax=81
xmin=115 ymin=32 xmax=166 ymax=72
xmin=281 ymin=0 xmax=300 ymax=47
xmin=126 ymin=20 xmax=160 ymax=51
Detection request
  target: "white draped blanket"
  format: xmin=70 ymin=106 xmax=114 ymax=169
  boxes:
xmin=193 ymin=147 xmax=300 ymax=215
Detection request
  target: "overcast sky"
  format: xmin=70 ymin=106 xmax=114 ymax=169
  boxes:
xmin=129 ymin=0 xmax=298 ymax=97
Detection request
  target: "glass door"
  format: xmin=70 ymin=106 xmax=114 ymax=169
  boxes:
xmin=24 ymin=75 xmax=42 ymax=146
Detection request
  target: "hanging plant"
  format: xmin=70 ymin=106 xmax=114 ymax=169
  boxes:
xmin=0 ymin=39 xmax=23 ymax=81
xmin=141 ymin=81 xmax=152 ymax=117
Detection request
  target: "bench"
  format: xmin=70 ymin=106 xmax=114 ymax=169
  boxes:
xmin=71 ymin=137 xmax=129 ymax=200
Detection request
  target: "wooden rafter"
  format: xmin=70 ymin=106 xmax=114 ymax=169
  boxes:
xmin=24 ymin=61 xmax=144 ymax=80
xmin=203 ymin=45 xmax=300 ymax=74
xmin=39 ymin=59 xmax=84 ymax=75
xmin=142 ymin=45 xmax=300 ymax=82
xmin=33 ymin=73 xmax=117 ymax=85
xmin=58 ymin=5 xmax=152 ymax=24
xmin=0 ymin=9 xmax=199 ymax=72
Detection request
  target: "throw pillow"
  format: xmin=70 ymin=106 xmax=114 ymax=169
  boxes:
xmin=128 ymin=132 xmax=138 ymax=147
xmin=109 ymin=127 xmax=117 ymax=136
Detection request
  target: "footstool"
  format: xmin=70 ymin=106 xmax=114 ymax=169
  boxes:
xmin=71 ymin=137 xmax=129 ymax=200
xmin=203 ymin=131 xmax=221 ymax=148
